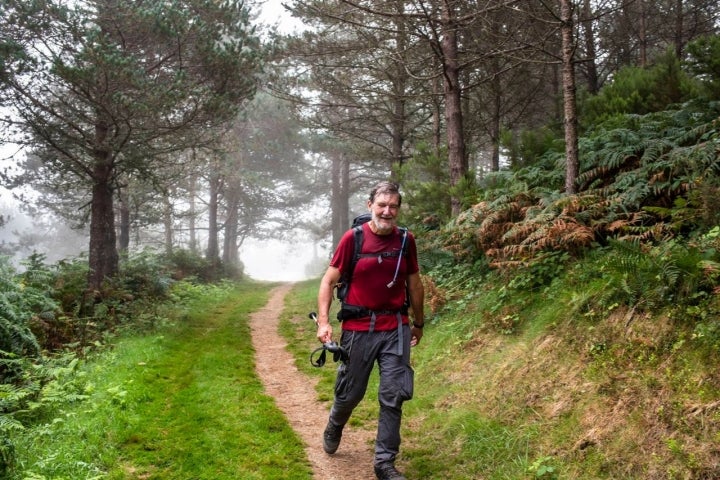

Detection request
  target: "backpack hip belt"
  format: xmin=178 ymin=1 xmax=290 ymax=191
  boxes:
xmin=337 ymin=303 xmax=409 ymax=321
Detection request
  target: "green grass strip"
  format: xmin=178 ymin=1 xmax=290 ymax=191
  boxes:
xmin=11 ymin=282 xmax=312 ymax=480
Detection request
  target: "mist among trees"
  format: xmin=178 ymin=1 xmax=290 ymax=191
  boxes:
xmin=1 ymin=0 xmax=719 ymax=286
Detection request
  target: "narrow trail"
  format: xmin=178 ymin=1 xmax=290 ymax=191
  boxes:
xmin=249 ymin=284 xmax=376 ymax=480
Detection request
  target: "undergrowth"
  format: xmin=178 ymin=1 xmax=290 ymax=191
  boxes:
xmin=5 ymin=280 xmax=311 ymax=479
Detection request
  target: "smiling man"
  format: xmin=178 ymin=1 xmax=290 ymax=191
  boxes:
xmin=316 ymin=181 xmax=425 ymax=480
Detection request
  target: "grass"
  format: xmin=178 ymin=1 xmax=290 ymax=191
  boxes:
xmin=283 ymin=264 xmax=720 ymax=480
xmin=9 ymin=281 xmax=312 ymax=480
xmin=9 ymin=257 xmax=720 ymax=479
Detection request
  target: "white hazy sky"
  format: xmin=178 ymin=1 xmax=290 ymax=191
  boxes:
xmin=256 ymin=0 xmax=306 ymax=34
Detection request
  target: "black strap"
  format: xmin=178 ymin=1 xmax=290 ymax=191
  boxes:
xmin=310 ymin=347 xmax=328 ymax=367
xmin=337 ymin=304 xmax=408 ymax=321
xmin=310 ymin=343 xmax=349 ymax=367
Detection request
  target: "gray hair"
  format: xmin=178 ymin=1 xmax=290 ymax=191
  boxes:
xmin=369 ymin=181 xmax=402 ymax=206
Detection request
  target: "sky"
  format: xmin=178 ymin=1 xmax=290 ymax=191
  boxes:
xmin=256 ymin=0 xmax=306 ymax=34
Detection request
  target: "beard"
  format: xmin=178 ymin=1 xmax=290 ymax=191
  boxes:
xmin=371 ymin=211 xmax=396 ymax=234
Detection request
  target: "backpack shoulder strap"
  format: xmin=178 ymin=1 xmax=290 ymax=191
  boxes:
xmin=398 ymin=227 xmax=408 ymax=255
xmin=336 ymin=224 xmax=363 ymax=303
xmin=338 ymin=225 xmax=364 ymax=276
xmin=350 ymin=224 xmax=364 ymax=273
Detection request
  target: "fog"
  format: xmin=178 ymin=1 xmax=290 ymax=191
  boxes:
xmin=1 ymin=178 xmax=329 ymax=281
xmin=1 ymin=189 xmax=329 ymax=281
xmin=256 ymin=0 xmax=306 ymax=34
xmin=241 ymin=238 xmax=329 ymax=282
xmin=1 ymin=3 xmax=320 ymax=280
xmin=1 ymin=192 xmax=82 ymax=263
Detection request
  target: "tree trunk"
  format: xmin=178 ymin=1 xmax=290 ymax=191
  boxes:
xmin=637 ymin=0 xmax=648 ymax=67
xmin=207 ymin=171 xmax=221 ymax=263
xmin=390 ymin=92 xmax=406 ymax=178
xmin=118 ymin=186 xmax=130 ymax=255
xmin=674 ymin=0 xmax=684 ymax=58
xmin=490 ymin=73 xmax=502 ymax=172
xmin=222 ymin=186 xmax=240 ymax=267
xmin=440 ymin=0 xmax=467 ymax=216
xmin=331 ymin=154 xmax=341 ymax=248
xmin=88 ymin=149 xmax=118 ymax=291
xmin=390 ymin=2 xmax=408 ymax=178
xmin=561 ymin=0 xmax=580 ymax=195
xmin=340 ymin=153 xmax=350 ymax=225
xmin=188 ymin=171 xmax=198 ymax=253
xmin=432 ymin=69 xmax=442 ymax=158
xmin=163 ymin=191 xmax=173 ymax=256
xmin=331 ymin=151 xmax=351 ymax=250
xmin=581 ymin=0 xmax=599 ymax=94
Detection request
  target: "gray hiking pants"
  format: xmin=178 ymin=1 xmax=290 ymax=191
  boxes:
xmin=328 ymin=324 xmax=414 ymax=466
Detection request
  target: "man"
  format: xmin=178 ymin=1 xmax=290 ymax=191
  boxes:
xmin=316 ymin=181 xmax=425 ymax=480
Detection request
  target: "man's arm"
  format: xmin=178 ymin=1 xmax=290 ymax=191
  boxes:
xmin=407 ymin=271 xmax=425 ymax=346
xmin=317 ymin=265 xmax=341 ymax=343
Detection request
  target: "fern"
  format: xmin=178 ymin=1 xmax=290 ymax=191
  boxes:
xmin=597 ymin=239 xmax=714 ymax=309
xmin=0 ymin=259 xmax=44 ymax=366
xmin=435 ymin=99 xmax=719 ymax=307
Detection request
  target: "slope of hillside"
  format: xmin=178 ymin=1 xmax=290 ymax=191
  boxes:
xmin=401 ymin=266 xmax=720 ymax=479
xmin=284 ymin=264 xmax=720 ymax=479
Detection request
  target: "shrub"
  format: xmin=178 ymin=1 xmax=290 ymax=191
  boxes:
xmin=163 ymin=248 xmax=224 ymax=282
xmin=118 ymin=250 xmax=175 ymax=299
xmin=587 ymin=236 xmax=720 ymax=313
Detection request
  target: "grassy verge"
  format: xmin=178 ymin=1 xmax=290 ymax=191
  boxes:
xmin=282 ymin=268 xmax=720 ymax=479
xmin=9 ymin=281 xmax=312 ymax=480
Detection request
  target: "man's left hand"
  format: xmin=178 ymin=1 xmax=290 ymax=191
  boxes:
xmin=411 ymin=326 xmax=423 ymax=346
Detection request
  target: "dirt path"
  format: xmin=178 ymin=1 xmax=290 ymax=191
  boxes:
xmin=249 ymin=284 xmax=376 ymax=480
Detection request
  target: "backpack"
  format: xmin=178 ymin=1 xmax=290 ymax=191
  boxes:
xmin=335 ymin=213 xmax=409 ymax=311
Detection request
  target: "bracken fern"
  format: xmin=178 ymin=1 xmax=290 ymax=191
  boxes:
xmin=477 ymin=103 xmax=716 ymax=265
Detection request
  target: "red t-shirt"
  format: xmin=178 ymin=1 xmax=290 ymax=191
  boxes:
xmin=330 ymin=223 xmax=419 ymax=331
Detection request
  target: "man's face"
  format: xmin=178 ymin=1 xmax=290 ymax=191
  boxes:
xmin=368 ymin=192 xmax=400 ymax=234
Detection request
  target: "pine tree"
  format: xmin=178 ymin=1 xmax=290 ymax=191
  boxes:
xmin=1 ymin=0 xmax=263 ymax=290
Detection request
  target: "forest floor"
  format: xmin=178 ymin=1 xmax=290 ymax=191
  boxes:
xmin=249 ymin=284 xmax=376 ymax=480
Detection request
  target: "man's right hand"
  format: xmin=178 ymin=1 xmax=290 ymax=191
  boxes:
xmin=317 ymin=321 xmax=333 ymax=344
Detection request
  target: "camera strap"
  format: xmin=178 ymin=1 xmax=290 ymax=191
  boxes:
xmin=310 ymin=342 xmax=349 ymax=368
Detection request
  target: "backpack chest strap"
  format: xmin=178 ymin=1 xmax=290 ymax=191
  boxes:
xmin=356 ymin=251 xmax=401 ymax=260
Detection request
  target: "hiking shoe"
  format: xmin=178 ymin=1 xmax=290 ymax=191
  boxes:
xmin=374 ymin=462 xmax=407 ymax=480
xmin=323 ymin=421 xmax=343 ymax=454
